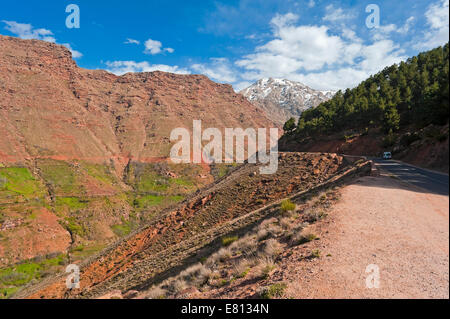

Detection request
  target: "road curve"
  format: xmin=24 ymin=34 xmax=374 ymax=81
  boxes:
xmin=371 ymin=159 xmax=449 ymax=196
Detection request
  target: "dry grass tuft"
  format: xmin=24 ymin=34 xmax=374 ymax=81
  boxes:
xmin=232 ymin=259 xmax=250 ymax=278
xmin=229 ymin=235 xmax=258 ymax=257
xmin=145 ymin=286 xmax=166 ymax=299
xmin=256 ymin=228 xmax=270 ymax=241
xmin=279 ymin=217 xmax=293 ymax=231
xmin=256 ymin=257 xmax=276 ymax=279
xmin=179 ymin=263 xmax=212 ymax=287
xmin=304 ymin=208 xmax=326 ymax=223
xmin=291 ymin=232 xmax=317 ymax=246
xmin=262 ymin=238 xmax=282 ymax=258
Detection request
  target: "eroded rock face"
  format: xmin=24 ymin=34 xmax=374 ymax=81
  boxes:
xmin=0 ymin=35 xmax=278 ymax=270
xmin=240 ymin=78 xmax=335 ymax=127
xmin=0 ymin=35 xmax=277 ymax=177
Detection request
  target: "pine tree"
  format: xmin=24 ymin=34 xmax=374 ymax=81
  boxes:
xmin=283 ymin=117 xmax=296 ymax=134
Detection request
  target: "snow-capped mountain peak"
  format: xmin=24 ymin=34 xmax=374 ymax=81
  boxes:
xmin=240 ymin=78 xmax=335 ymax=126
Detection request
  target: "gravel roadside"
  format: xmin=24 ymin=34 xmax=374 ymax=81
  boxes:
xmin=283 ymin=175 xmax=449 ymax=298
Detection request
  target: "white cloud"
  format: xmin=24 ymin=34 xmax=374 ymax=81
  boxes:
xmin=235 ymin=13 xmax=406 ymax=91
xmin=105 ymin=61 xmax=189 ymax=75
xmin=288 ymin=68 xmax=369 ymax=92
xmin=426 ymin=0 xmax=449 ymax=29
xmin=308 ymin=0 xmax=315 ymax=8
xmin=359 ymin=40 xmax=405 ymax=74
xmin=271 ymin=12 xmax=299 ymax=29
xmin=191 ymin=58 xmax=238 ymax=83
xmin=144 ymin=39 xmax=163 ymax=54
xmin=125 ymin=38 xmax=140 ymax=45
xmin=2 ymin=20 xmax=83 ymax=59
xmin=341 ymin=28 xmax=362 ymax=43
xmin=416 ymin=0 xmax=449 ymax=50
xmin=237 ymin=15 xmax=347 ymax=75
xmin=144 ymin=38 xmax=174 ymax=55
xmin=398 ymin=16 xmax=415 ymax=34
xmin=372 ymin=17 xmax=415 ymax=40
xmin=323 ymin=5 xmax=355 ymax=22
xmin=2 ymin=20 xmax=56 ymax=42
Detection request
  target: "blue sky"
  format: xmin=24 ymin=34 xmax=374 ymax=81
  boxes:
xmin=1 ymin=0 xmax=448 ymax=91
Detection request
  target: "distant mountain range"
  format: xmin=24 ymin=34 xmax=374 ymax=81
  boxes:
xmin=240 ymin=78 xmax=335 ymax=127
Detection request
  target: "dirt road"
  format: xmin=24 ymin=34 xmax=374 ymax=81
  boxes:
xmin=284 ymin=174 xmax=449 ymax=299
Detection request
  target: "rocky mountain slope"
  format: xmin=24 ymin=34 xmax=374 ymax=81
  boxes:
xmin=240 ymin=78 xmax=334 ymax=127
xmin=16 ymin=152 xmax=371 ymax=299
xmin=0 ymin=35 xmax=276 ymax=176
xmin=0 ymin=34 xmax=278 ymax=296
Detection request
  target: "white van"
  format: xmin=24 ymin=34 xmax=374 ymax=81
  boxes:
xmin=383 ymin=151 xmax=392 ymax=160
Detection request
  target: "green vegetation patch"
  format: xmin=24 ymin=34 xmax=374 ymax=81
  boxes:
xmin=70 ymin=244 xmax=106 ymax=260
xmin=126 ymin=162 xmax=200 ymax=195
xmin=38 ymin=160 xmax=84 ymax=195
xmin=137 ymin=173 xmax=170 ymax=192
xmin=0 ymin=167 xmax=45 ymax=198
xmin=63 ymin=217 xmax=85 ymax=237
xmin=55 ymin=197 xmax=89 ymax=211
xmin=111 ymin=217 xmax=138 ymax=237
xmin=82 ymin=162 xmax=117 ymax=186
xmin=134 ymin=195 xmax=165 ymax=208
xmin=111 ymin=223 xmax=132 ymax=237
xmin=0 ymin=287 xmax=18 ymax=299
xmin=169 ymin=195 xmax=184 ymax=203
xmin=0 ymin=254 xmax=66 ymax=299
xmin=171 ymin=177 xmax=194 ymax=187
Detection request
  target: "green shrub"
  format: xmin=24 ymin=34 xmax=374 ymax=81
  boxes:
xmin=280 ymin=199 xmax=296 ymax=213
xmin=172 ymin=178 xmax=193 ymax=186
xmin=260 ymin=283 xmax=287 ymax=299
xmin=236 ymin=268 xmax=249 ymax=278
xmin=260 ymin=265 xmax=276 ymax=279
xmin=295 ymin=233 xmax=317 ymax=245
xmin=222 ymin=236 xmax=238 ymax=247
